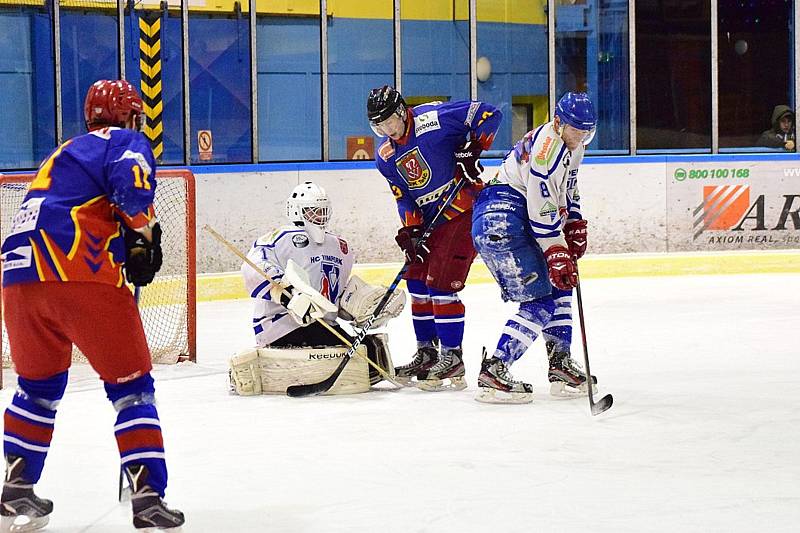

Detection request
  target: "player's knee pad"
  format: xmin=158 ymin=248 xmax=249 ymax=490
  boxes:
xmin=16 ymin=371 xmax=68 ymax=410
xmin=519 ymin=297 xmax=556 ymax=324
xmin=104 ymin=373 xmax=157 ymax=411
xmin=362 ymin=333 xmax=395 ymax=385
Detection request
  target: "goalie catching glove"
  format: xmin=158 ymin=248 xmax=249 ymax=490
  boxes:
xmin=339 ymin=275 xmax=406 ymax=329
xmin=269 ymin=259 xmax=337 ymax=326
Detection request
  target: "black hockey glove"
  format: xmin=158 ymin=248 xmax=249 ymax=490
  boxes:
xmin=454 ymin=140 xmax=484 ymax=183
xmin=395 ymin=225 xmax=430 ymax=264
xmin=124 ymin=223 xmax=163 ymax=287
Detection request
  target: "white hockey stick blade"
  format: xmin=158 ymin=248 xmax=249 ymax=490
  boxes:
xmin=591 ymin=394 xmax=613 ymax=416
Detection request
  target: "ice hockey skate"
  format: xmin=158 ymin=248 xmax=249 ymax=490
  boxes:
xmin=394 ymin=345 xmax=438 ymax=385
xmin=124 ymin=464 xmax=185 ymax=531
xmin=0 ymin=455 xmax=52 ymax=533
xmin=416 ymin=348 xmax=466 ymax=391
xmin=475 ymin=348 xmax=533 ymax=404
xmin=547 ymin=341 xmax=597 ymax=397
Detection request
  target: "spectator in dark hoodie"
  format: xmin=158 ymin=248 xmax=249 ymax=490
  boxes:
xmin=757 ymin=105 xmax=795 ymax=151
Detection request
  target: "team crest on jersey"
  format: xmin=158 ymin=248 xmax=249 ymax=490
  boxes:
xmin=396 ymin=147 xmax=432 ymax=189
xmin=320 ymin=261 xmax=341 ymax=304
xmin=338 ymin=238 xmax=349 ymax=255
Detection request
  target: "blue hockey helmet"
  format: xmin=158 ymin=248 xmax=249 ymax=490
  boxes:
xmin=555 ymin=92 xmax=597 ymax=132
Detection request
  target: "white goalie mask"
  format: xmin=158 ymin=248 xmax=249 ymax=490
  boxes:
xmin=286 ymin=181 xmax=331 ymax=244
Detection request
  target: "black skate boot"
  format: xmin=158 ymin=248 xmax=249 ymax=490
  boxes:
xmin=547 ymin=341 xmax=597 ymax=397
xmin=0 ymin=455 xmax=53 ymax=532
xmin=394 ymin=345 xmax=438 ymax=385
xmin=417 ymin=348 xmax=466 ymax=391
xmin=124 ymin=464 xmax=185 ymax=531
xmin=475 ymin=348 xmax=533 ymax=404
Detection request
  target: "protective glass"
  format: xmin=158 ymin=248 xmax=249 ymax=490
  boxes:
xmin=369 ymin=109 xmax=406 ymax=137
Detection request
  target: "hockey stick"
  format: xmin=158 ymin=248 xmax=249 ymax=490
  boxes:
xmin=286 ymin=177 xmax=469 ymax=398
xmin=202 ymin=225 xmax=402 ymax=388
xmin=574 ymin=274 xmax=613 ymax=416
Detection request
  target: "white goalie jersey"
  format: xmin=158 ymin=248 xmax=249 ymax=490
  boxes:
xmin=491 ymin=121 xmax=584 ymax=251
xmin=242 ymin=225 xmax=355 ymax=346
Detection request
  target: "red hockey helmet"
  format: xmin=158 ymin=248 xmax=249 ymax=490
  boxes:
xmin=83 ymin=79 xmax=144 ymax=130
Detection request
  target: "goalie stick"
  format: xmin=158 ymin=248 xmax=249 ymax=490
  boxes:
xmin=202 ymin=225 xmax=403 ymax=389
xmin=574 ymin=274 xmax=613 ymax=416
xmin=286 ymin=177 xmax=469 ymax=398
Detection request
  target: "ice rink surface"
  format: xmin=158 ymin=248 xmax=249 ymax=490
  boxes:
xmin=1 ymin=273 xmax=799 ymax=532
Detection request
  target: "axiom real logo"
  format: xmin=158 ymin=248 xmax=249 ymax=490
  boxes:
xmin=693 ymin=184 xmax=800 ymax=242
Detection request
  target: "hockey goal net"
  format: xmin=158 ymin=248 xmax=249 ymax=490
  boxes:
xmin=0 ymin=169 xmax=197 ymax=376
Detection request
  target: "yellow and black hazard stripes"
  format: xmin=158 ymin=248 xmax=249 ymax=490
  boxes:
xmin=139 ymin=13 xmax=163 ymax=160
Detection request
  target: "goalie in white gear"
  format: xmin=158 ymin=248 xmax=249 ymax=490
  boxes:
xmin=231 ymin=181 xmax=405 ymax=395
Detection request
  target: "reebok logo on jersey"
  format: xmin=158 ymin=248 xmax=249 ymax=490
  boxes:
xmin=414 ymin=111 xmax=441 ymax=136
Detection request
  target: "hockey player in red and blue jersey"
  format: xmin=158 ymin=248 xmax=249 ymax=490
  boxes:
xmin=367 ymin=85 xmax=501 ymax=391
xmin=0 ymin=80 xmax=184 ymax=530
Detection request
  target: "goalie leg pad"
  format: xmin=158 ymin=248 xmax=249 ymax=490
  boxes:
xmin=362 ymin=333 xmax=395 ymax=385
xmin=229 ymin=348 xmax=262 ymax=396
xmin=257 ymin=345 xmax=370 ymax=395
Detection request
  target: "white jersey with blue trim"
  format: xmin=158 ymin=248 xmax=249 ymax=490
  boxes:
xmin=241 ymin=225 xmax=355 ymax=346
xmin=491 ymin=121 xmax=585 ymax=251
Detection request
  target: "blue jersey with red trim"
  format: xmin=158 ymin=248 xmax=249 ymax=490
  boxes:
xmin=1 ymin=127 xmax=157 ymax=287
xmin=374 ymin=100 xmax=502 ymax=226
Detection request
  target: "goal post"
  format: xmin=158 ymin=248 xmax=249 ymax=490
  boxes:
xmin=0 ymin=169 xmax=197 ymax=387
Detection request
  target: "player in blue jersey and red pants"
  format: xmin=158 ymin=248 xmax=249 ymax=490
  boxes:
xmin=367 ymin=85 xmax=501 ymax=391
xmin=0 ymin=80 xmax=184 ymax=530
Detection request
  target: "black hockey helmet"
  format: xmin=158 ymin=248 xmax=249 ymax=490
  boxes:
xmin=367 ymin=85 xmax=406 ymax=124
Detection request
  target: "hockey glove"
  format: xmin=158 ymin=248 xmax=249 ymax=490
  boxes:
xmin=454 ymin=140 xmax=484 ymax=183
xmin=394 ymin=225 xmax=430 ymax=264
xmin=544 ymin=245 xmax=578 ymax=290
xmin=564 ymin=219 xmax=588 ymax=260
xmin=269 ymin=284 xmax=314 ymax=326
xmin=124 ymin=223 xmax=163 ymax=287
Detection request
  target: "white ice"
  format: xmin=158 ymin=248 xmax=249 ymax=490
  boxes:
xmin=1 ymin=273 xmax=799 ymax=532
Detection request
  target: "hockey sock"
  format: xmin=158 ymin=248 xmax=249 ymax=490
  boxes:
xmin=407 ymin=279 xmax=437 ymax=346
xmin=105 ymin=373 xmax=168 ymax=498
xmin=429 ymin=288 xmax=465 ymax=351
xmin=3 ymin=371 xmax=68 ymax=484
xmin=494 ymin=298 xmax=555 ymax=365
xmin=541 ymin=288 xmax=573 ymax=350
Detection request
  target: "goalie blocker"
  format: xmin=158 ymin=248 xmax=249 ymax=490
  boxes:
xmin=229 ymin=333 xmax=394 ymax=396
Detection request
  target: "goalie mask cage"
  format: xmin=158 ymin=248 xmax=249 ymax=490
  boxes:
xmin=0 ymin=169 xmax=197 ymax=386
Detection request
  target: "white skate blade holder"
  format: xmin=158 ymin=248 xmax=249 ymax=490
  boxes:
xmin=475 ymin=386 xmax=533 ymax=404
xmin=415 ymin=376 xmax=467 ymax=392
xmin=549 ymin=381 xmax=598 ymax=398
xmin=0 ymin=513 xmax=50 ymax=533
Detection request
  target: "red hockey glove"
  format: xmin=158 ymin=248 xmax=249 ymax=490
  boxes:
xmin=564 ymin=219 xmax=588 ymax=260
xmin=454 ymin=140 xmax=484 ymax=183
xmin=395 ymin=225 xmax=430 ymax=264
xmin=544 ymin=245 xmax=578 ymax=290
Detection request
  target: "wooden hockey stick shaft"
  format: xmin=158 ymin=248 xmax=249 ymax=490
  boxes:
xmin=202 ymin=224 xmax=402 ymax=388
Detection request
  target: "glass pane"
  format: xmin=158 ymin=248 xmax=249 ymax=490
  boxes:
xmin=328 ymin=1 xmax=393 ymax=161
xmin=556 ymin=0 xmax=629 ymax=153
xmin=719 ymin=0 xmax=794 ymax=152
xmin=636 ymin=0 xmax=711 ymax=151
xmin=189 ymin=10 xmax=252 ymax=164
xmin=125 ymin=4 xmax=186 ymax=165
xmin=401 ymin=0 xmax=470 ymax=105
xmin=60 ymin=2 xmax=119 ymax=141
xmin=477 ymin=0 xmax=548 ymax=153
xmin=0 ymin=4 xmax=55 ymax=169
xmin=257 ymin=5 xmax=321 ymax=162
